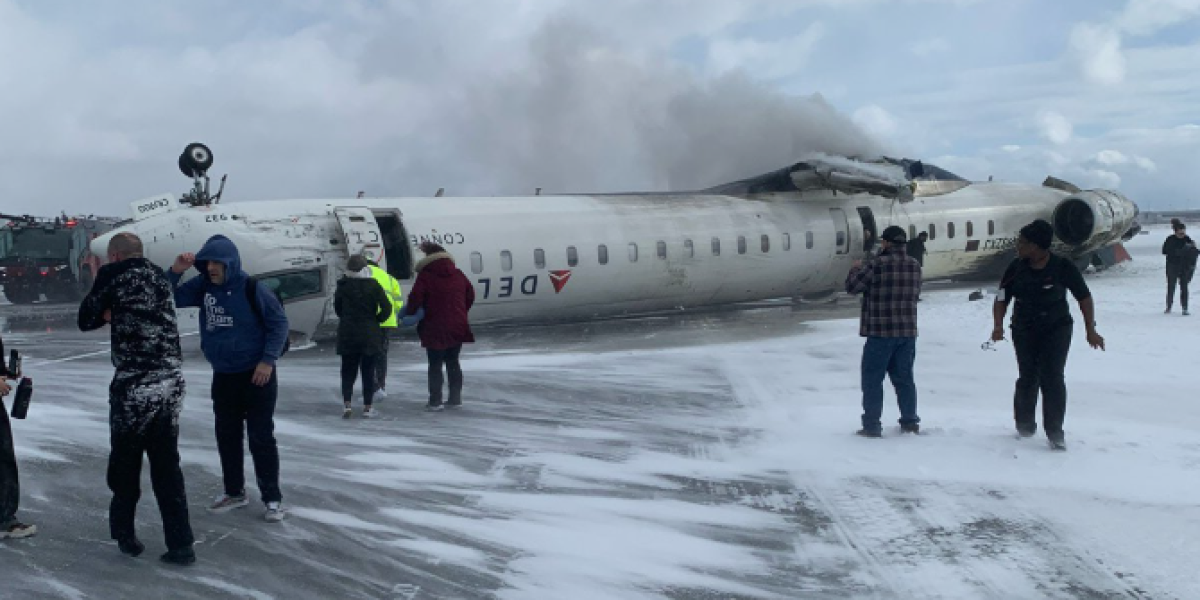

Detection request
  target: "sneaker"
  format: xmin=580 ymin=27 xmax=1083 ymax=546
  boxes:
xmin=1165 ymin=306 xmax=1173 ymax=314
xmin=855 ymin=429 xmax=882 ymax=438
xmin=425 ymin=403 xmax=444 ymax=412
xmin=900 ymin=423 xmax=920 ymax=434
xmin=160 ymin=546 xmax=196 ymax=566
xmin=1047 ymin=433 xmax=1067 ymax=451
xmin=446 ymin=402 xmax=463 ymax=410
xmin=207 ymin=493 xmax=249 ymax=513
xmin=374 ymin=387 xmax=388 ymax=398
xmin=117 ymin=536 xmax=145 ymax=557
xmin=362 ymin=407 xmax=378 ymax=419
xmin=1184 ymin=309 xmax=1191 ymax=316
xmin=342 ymin=406 xmax=352 ymax=419
xmin=0 ymin=521 xmax=37 ymax=539
xmin=264 ymin=502 xmax=286 ymax=523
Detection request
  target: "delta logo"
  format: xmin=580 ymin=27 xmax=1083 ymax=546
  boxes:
xmin=549 ymin=270 xmax=572 ymax=293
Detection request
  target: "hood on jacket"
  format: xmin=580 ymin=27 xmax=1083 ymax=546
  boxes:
xmin=194 ymin=234 xmax=246 ymax=287
xmin=415 ymin=251 xmax=455 ymax=275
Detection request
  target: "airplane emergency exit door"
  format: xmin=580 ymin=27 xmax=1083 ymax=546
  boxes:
xmin=830 ymin=208 xmax=850 ymax=255
xmin=333 ymin=207 xmax=386 ymax=270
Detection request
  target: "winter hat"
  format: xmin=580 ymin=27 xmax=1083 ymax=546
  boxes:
xmin=347 ymin=254 xmax=369 ymax=272
xmin=419 ymin=241 xmax=446 ymax=255
xmin=880 ymin=226 xmax=907 ymax=244
xmin=1019 ymin=219 xmax=1054 ymax=250
xmin=1174 ymin=220 xmax=1186 ymax=231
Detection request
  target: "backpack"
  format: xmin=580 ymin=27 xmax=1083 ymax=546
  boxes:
xmin=245 ymin=277 xmax=291 ymax=356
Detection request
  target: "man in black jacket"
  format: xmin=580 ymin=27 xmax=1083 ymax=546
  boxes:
xmin=1162 ymin=220 xmax=1197 ymax=315
xmin=0 ymin=335 xmax=35 ymax=540
xmin=78 ymin=233 xmax=196 ymax=565
xmin=906 ymin=232 xmax=928 ymax=267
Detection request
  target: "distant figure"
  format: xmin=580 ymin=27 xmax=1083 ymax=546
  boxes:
xmin=168 ymin=235 xmax=289 ymax=523
xmin=906 ymin=232 xmax=928 ymax=267
xmin=863 ymin=227 xmax=876 ymax=254
xmin=404 ymin=242 xmax=475 ymax=411
xmin=990 ymin=220 xmax=1105 ymax=451
xmin=78 ymin=233 xmax=195 ymax=565
xmin=845 ymin=226 xmax=922 ymax=437
xmin=335 ymin=255 xmax=392 ymax=418
xmin=1162 ymin=220 xmax=1197 ymax=315
xmin=0 ymin=334 xmax=35 ymax=540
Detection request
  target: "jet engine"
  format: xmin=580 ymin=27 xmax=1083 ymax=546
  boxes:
xmin=1051 ymin=189 xmax=1140 ymax=255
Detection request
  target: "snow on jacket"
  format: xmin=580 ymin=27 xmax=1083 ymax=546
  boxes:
xmin=167 ymin=235 xmax=289 ymax=373
xmin=78 ymin=257 xmax=186 ymax=434
xmin=334 ymin=267 xmax=392 ymax=356
xmin=404 ymin=252 xmax=475 ymax=350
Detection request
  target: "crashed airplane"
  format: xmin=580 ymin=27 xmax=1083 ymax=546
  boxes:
xmin=93 ymin=144 xmax=1140 ymax=342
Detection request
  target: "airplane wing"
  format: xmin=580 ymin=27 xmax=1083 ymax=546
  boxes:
xmin=704 ymin=154 xmax=923 ymax=202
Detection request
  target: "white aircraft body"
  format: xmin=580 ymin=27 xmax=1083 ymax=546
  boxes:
xmin=93 ymin=152 xmax=1139 ymax=342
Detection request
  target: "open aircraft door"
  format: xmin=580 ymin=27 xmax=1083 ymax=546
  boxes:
xmin=333 ymin=207 xmax=387 ymax=270
xmin=830 ymin=208 xmax=851 ymax=255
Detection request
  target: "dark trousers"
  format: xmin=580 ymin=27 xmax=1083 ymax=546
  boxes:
xmin=860 ymin=337 xmax=919 ymax=433
xmin=212 ymin=370 xmax=281 ymax=503
xmin=375 ymin=334 xmax=390 ymax=391
xmin=0 ymin=403 xmax=19 ymax=526
xmin=1012 ymin=322 xmax=1073 ymax=437
xmin=341 ymin=354 xmax=378 ymax=406
xmin=1167 ymin=267 xmax=1192 ymax=309
xmin=426 ymin=346 xmax=463 ymax=406
xmin=107 ymin=411 xmax=194 ymax=550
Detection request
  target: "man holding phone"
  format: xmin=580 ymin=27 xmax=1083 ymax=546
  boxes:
xmin=0 ymin=334 xmax=35 ymax=540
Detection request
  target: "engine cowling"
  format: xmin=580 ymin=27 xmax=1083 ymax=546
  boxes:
xmin=1051 ymin=189 xmax=1139 ymax=256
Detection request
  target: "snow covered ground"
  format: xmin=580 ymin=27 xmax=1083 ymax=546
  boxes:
xmin=1 ymin=227 xmax=1197 ymax=599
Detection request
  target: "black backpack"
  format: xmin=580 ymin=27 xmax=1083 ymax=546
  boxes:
xmin=245 ymin=277 xmax=291 ymax=356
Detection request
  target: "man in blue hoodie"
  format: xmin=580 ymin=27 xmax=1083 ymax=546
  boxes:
xmin=168 ymin=235 xmax=289 ymax=522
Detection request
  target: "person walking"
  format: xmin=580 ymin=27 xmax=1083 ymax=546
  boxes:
xmin=167 ymin=235 xmax=289 ymax=522
xmin=0 ymin=335 xmax=35 ymax=540
xmin=403 ymin=242 xmax=475 ymax=411
xmin=78 ymin=233 xmax=195 ymax=565
xmin=335 ymin=255 xmax=393 ymax=418
xmin=366 ymin=260 xmax=403 ymax=398
xmin=990 ymin=219 xmax=1105 ymax=451
xmin=845 ymin=226 xmax=922 ymax=437
xmin=1162 ymin=219 xmax=1198 ymax=315
xmin=907 ymin=232 xmax=928 ymax=267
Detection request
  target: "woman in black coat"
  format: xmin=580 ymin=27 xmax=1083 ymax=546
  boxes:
xmin=334 ymin=255 xmax=392 ymax=418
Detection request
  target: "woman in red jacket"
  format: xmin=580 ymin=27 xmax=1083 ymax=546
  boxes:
xmin=404 ymin=242 xmax=475 ymax=411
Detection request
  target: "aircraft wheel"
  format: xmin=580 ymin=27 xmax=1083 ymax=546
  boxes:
xmin=178 ymin=142 xmax=214 ymax=176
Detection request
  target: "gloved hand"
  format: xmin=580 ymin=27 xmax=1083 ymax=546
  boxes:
xmin=400 ymin=307 xmax=425 ymax=327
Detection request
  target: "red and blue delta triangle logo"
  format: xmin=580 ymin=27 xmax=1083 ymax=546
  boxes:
xmin=548 ymin=270 xmax=572 ymax=293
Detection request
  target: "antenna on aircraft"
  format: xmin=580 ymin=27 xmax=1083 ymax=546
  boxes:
xmin=535 ymin=188 xmax=542 ymax=196
xmin=435 ymin=188 xmax=444 ymax=197
xmin=356 ymin=191 xmax=365 ymax=199
xmin=178 ymin=142 xmax=226 ymax=206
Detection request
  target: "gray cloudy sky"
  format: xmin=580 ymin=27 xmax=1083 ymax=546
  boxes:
xmin=1 ymin=0 xmax=1197 ymax=217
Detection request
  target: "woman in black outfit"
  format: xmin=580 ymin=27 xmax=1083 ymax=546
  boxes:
xmin=334 ymin=255 xmax=392 ymax=418
xmin=990 ymin=220 xmax=1105 ymax=451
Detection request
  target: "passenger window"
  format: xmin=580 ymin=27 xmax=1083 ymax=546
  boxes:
xmin=256 ymin=269 xmax=324 ymax=303
xmin=909 ymin=225 xmax=916 ymax=240
xmin=806 ymin=231 xmax=814 ymax=249
xmin=712 ymin=237 xmax=721 ymax=256
xmin=928 ymin=224 xmax=937 ymax=240
xmin=567 ymin=246 xmax=578 ymax=267
xmin=966 ymin=221 xmax=974 ymax=238
xmin=761 ymin=234 xmax=770 ymax=253
xmin=657 ymin=241 xmax=667 ymax=259
xmin=500 ymin=250 xmax=513 ymax=272
xmin=783 ymin=233 xmax=791 ymax=251
xmin=534 ymin=248 xmax=545 ymax=269
xmin=737 ymin=236 xmax=747 ymax=255
xmin=598 ymin=244 xmax=609 ymax=265
xmin=836 ymin=231 xmax=845 ymax=247
xmin=684 ymin=239 xmax=694 ymax=258
xmin=470 ymin=252 xmax=483 ymax=274
xmin=628 ymin=243 xmax=638 ymax=262
xmin=947 ymin=223 xmax=956 ymax=239
xmin=988 ymin=220 xmax=995 ymax=236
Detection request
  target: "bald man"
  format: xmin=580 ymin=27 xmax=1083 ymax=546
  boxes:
xmin=78 ymin=233 xmax=196 ymax=566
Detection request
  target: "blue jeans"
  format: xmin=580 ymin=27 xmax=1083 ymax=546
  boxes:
xmin=860 ymin=337 xmax=919 ymax=433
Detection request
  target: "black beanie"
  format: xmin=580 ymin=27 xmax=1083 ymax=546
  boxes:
xmin=1019 ymin=219 xmax=1054 ymax=250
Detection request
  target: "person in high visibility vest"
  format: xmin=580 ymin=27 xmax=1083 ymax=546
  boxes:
xmin=368 ymin=261 xmax=403 ymax=397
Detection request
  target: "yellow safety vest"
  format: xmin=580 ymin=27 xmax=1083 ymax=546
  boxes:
xmin=369 ymin=266 xmax=403 ymax=328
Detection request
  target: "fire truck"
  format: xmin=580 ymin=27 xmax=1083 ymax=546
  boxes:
xmin=0 ymin=214 xmax=116 ymax=304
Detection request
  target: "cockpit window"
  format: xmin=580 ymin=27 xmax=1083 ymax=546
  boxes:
xmin=256 ymin=268 xmax=324 ymax=303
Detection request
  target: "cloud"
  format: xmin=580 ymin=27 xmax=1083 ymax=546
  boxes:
xmin=1002 ymin=145 xmax=1021 ymax=152
xmin=1114 ymin=0 xmax=1200 ymax=36
xmin=1069 ymin=23 xmax=1126 ymax=85
xmin=852 ymin=105 xmax=899 ymax=141
xmin=909 ymin=38 xmax=950 ymax=58
xmin=1037 ymin=110 xmax=1074 ymax=145
xmin=706 ymin=23 xmax=826 ymax=80
xmin=1095 ymin=149 xmax=1129 ymax=165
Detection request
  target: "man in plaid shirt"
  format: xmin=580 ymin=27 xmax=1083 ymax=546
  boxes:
xmin=845 ymin=225 xmax=922 ymax=437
